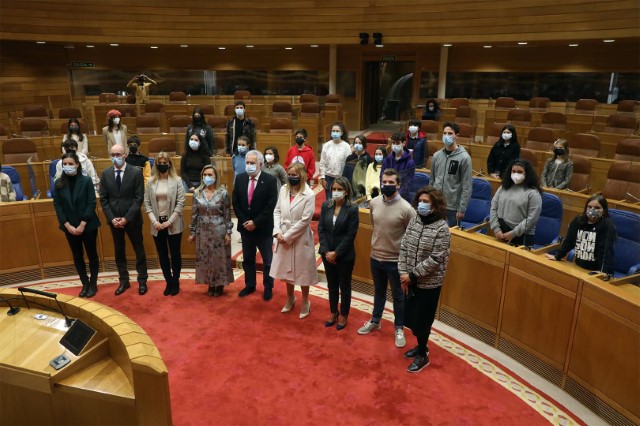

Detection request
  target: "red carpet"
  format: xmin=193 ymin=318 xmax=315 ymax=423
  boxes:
xmin=52 ymin=277 xmax=581 ymax=425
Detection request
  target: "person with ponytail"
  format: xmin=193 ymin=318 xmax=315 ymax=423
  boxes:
xmin=53 ymin=152 xmax=101 ymax=298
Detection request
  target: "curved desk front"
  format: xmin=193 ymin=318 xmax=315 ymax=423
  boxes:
xmin=353 ymin=214 xmax=639 ymax=424
xmin=0 ymin=289 xmax=171 ymax=425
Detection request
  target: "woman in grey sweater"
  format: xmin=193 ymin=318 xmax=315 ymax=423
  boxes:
xmin=490 ymin=159 xmax=543 ymax=247
xmin=398 ymin=187 xmax=450 ymax=373
xmin=540 ymin=139 xmax=573 ymax=189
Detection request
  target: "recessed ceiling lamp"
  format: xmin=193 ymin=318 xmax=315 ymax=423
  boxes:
xmin=110 ymin=43 xmax=119 ymax=47
xmin=310 ymin=44 xmax=319 ymax=48
xmin=86 ymin=45 xmax=94 ymax=48
xmin=180 ymin=45 xmax=188 ymax=48
xmin=443 ymin=43 xmax=452 ymax=47
xmin=285 ymin=47 xmax=293 ymax=50
xmin=603 ymin=39 xmax=615 ymax=43
xmin=218 ymin=47 xmax=226 ymax=50
xmin=150 ymin=46 xmax=158 ymax=49
xmin=518 ymin=42 xmax=528 ymax=45
xmin=36 ymin=41 xmax=46 ymax=44
xmin=246 ymin=45 xmax=254 ymax=48
xmin=569 ymin=44 xmax=579 ymax=47
xmin=484 ymin=45 xmax=492 ymax=48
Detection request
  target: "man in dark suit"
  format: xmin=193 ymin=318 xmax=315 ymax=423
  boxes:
xmin=232 ymin=150 xmax=278 ymax=300
xmin=100 ymin=144 xmax=149 ymax=295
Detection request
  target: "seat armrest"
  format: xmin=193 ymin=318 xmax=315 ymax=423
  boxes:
xmin=463 ymin=221 xmax=489 ymax=233
xmin=531 ymin=242 xmax=562 ymax=255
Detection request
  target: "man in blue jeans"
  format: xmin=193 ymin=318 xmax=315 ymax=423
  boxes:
xmin=358 ymin=168 xmax=416 ymax=347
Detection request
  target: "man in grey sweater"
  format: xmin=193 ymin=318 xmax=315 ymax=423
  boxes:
xmin=430 ymin=122 xmax=473 ymax=227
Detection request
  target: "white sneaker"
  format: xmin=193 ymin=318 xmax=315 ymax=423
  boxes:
xmin=357 ymin=320 xmax=381 ymax=335
xmin=395 ymin=329 xmax=406 ymax=348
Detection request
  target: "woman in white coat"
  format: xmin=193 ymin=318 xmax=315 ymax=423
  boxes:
xmin=271 ymin=162 xmax=318 ymax=319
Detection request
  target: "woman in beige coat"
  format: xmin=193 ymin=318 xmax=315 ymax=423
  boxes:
xmin=102 ymin=109 xmax=128 ymax=153
xmin=271 ymin=162 xmax=318 ymax=319
xmin=144 ymin=152 xmax=185 ymax=296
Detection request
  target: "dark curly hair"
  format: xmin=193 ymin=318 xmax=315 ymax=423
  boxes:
xmin=501 ymin=159 xmax=542 ymax=193
xmin=412 ymin=186 xmax=447 ymax=220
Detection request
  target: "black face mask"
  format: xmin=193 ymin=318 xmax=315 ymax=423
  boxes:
xmin=156 ymin=164 xmax=169 ymax=173
xmin=288 ymin=176 xmax=301 ymax=186
xmin=128 ymin=146 xmax=138 ymax=154
xmin=69 ymin=127 xmax=79 ymax=134
xmin=553 ymin=148 xmax=565 ymax=156
xmin=295 ymin=137 xmax=305 ymax=145
xmin=381 ymin=185 xmax=397 ymax=197
xmin=194 ymin=116 xmax=202 ymax=124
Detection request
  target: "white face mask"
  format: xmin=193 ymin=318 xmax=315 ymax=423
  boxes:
xmin=189 ymin=140 xmax=200 ymax=150
xmin=265 ymin=154 xmax=274 ymax=163
xmin=392 ymin=144 xmax=403 ymax=154
xmin=235 ymin=108 xmax=244 ymax=117
xmin=62 ymin=165 xmax=77 ymax=176
xmin=113 ymin=117 xmax=120 ymax=125
xmin=511 ymin=173 xmax=525 ymax=184
xmin=409 ymin=126 xmax=418 ymax=134
xmin=332 ymin=191 xmax=345 ymax=200
xmin=502 ymin=132 xmax=512 ymax=141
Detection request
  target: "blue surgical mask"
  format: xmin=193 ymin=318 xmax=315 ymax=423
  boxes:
xmin=245 ymin=164 xmax=257 ymax=175
xmin=203 ymin=176 xmax=216 ymax=187
xmin=237 ymin=145 xmax=248 ymax=154
xmin=417 ymin=201 xmax=431 ymax=216
xmin=354 ymin=143 xmax=363 ymax=152
xmin=63 ymin=165 xmax=77 ymax=176
xmin=111 ymin=156 xmax=124 ymax=167
xmin=189 ymin=140 xmax=200 ymax=150
xmin=443 ymin=135 xmax=455 ymax=146
xmin=392 ymin=144 xmax=403 ymax=154
xmin=374 ymin=154 xmax=384 ymax=163
xmin=331 ymin=131 xmax=341 ymax=140
xmin=235 ymin=108 xmax=244 ymax=117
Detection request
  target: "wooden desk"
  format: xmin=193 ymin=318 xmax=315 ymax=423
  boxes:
xmin=0 ymin=288 xmax=171 ymax=425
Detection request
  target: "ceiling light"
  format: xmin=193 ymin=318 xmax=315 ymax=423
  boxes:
xmin=110 ymin=43 xmax=119 ymax=47
xmin=180 ymin=44 xmax=188 ymax=48
xmin=218 ymin=47 xmax=226 ymax=50
xmin=246 ymin=45 xmax=254 ymax=48
xmin=36 ymin=41 xmax=46 ymax=44
xmin=518 ymin=42 xmax=528 ymax=45
xmin=285 ymin=47 xmax=293 ymax=50
xmin=443 ymin=43 xmax=452 ymax=47
xmin=484 ymin=45 xmax=492 ymax=48
xmin=310 ymin=44 xmax=319 ymax=48
xmin=603 ymin=39 xmax=615 ymax=43
xmin=150 ymin=46 xmax=158 ymax=49
xmin=86 ymin=45 xmax=94 ymax=48
xmin=64 ymin=45 xmax=75 ymax=49
xmin=375 ymin=44 xmax=384 ymax=48
xmin=569 ymin=44 xmax=579 ymax=47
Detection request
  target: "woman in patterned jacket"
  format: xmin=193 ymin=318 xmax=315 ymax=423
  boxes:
xmin=398 ymin=186 xmax=451 ymax=373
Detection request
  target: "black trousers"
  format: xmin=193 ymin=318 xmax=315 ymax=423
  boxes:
xmin=404 ymin=286 xmax=442 ymax=356
xmin=110 ymin=221 xmax=148 ymax=284
xmin=240 ymin=231 xmax=273 ymax=289
xmin=322 ymin=257 xmax=354 ymax=316
xmin=64 ymin=229 xmax=100 ymax=286
xmin=153 ymin=230 xmax=182 ymax=286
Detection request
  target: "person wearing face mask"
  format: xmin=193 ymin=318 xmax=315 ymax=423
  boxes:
xmin=102 ymin=109 xmax=128 ymax=153
xmin=381 ymin=131 xmax=415 ymax=202
xmin=318 ymin=176 xmax=359 ymax=329
xmin=271 ymin=162 xmax=318 ymax=318
xmin=486 ymin=124 xmax=520 ymax=179
xmin=180 ymin=134 xmax=212 ymax=193
xmin=421 ymin=99 xmax=441 ymax=121
xmin=406 ymin=119 xmax=428 ymax=169
xmin=232 ymin=136 xmax=251 ymax=180
xmin=430 ymin=122 xmax=473 ymax=227
xmin=359 ymin=168 xmax=416 ymax=349
xmin=53 ymin=152 xmax=101 ymax=298
xmin=545 ymin=193 xmax=616 ymax=275
xmin=319 ymin=122 xmax=352 ymax=200
xmin=127 ymin=73 xmax=157 ymax=105
xmin=262 ymin=146 xmax=287 ymax=192
xmin=365 ymin=146 xmax=387 ymax=200
xmin=56 ymin=139 xmax=100 ymax=195
xmin=144 ymin=152 xmax=185 ymax=297
xmin=541 ymin=139 xmax=573 ymax=190
xmin=184 ymin=107 xmax=214 ymax=156
xmin=399 ymin=187 xmax=450 ymax=373
xmin=490 ymin=159 xmax=543 ymax=247
xmin=100 ymin=144 xmax=148 ymax=296
xmin=284 ymin=129 xmax=316 ymax=183
xmin=225 ymin=100 xmax=256 ymax=156
xmin=189 ymin=164 xmax=234 ymax=296
xmin=124 ymin=136 xmax=151 ymax=186
xmin=61 ymin=118 xmax=88 ymax=155
xmin=232 ymin=150 xmax=279 ymax=300
xmin=345 ymin=135 xmax=372 ymax=198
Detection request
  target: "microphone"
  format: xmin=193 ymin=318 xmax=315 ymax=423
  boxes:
xmin=18 ymin=287 xmax=74 ymax=327
xmin=626 ymin=192 xmax=640 ymax=203
xmin=0 ymin=296 xmax=20 ymax=316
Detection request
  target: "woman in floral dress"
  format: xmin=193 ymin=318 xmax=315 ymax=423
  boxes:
xmin=188 ymin=165 xmax=234 ymax=296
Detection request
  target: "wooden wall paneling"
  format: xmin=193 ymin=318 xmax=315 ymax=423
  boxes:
xmin=352 ymin=208 xmax=373 ymax=284
xmin=440 ymin=230 xmax=507 ymax=332
xmin=0 ymin=203 xmax=41 ymax=275
xmin=501 ymin=252 xmax=581 ymax=369
xmin=31 ymin=200 xmax=76 ymax=268
xmin=255 ymin=133 xmax=291 ymax=163
xmin=568 ymin=281 xmax=640 ymax=423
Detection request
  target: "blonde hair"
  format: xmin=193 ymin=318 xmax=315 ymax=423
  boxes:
xmin=286 ymin=162 xmax=307 ymax=192
xmin=194 ymin=164 xmax=219 ymax=196
xmin=150 ymin=151 xmax=178 ymax=182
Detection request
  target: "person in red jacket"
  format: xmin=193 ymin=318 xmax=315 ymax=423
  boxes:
xmin=284 ymin=128 xmax=316 ymax=183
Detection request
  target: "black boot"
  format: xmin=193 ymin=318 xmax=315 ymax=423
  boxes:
xmin=163 ymin=281 xmax=172 ymax=297
xmin=79 ymin=282 xmax=88 ymax=298
xmin=85 ymin=280 xmax=97 ymax=298
xmin=170 ymin=279 xmax=180 ymax=296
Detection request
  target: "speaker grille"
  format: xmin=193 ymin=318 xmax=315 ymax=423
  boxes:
xmin=564 ymin=377 xmax=636 ymax=426
xmin=103 ymin=258 xmax=159 ymax=272
xmin=498 ymin=338 xmax=563 ymax=386
xmin=0 ymin=269 xmax=42 ymax=286
xmin=438 ymin=308 xmax=496 ymax=346
xmin=44 ymin=265 xmax=78 ymax=279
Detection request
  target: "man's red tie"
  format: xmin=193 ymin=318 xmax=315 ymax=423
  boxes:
xmin=248 ymin=177 xmax=256 ymax=205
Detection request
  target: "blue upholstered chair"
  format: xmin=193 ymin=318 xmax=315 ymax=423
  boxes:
xmin=47 ymin=159 xmax=59 ymax=198
xmin=609 ymin=209 xmax=640 ymax=278
xmin=533 ymin=193 xmax=562 ymax=248
xmin=408 ymin=171 xmax=430 ymax=202
xmin=460 ymin=178 xmax=492 ymax=233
